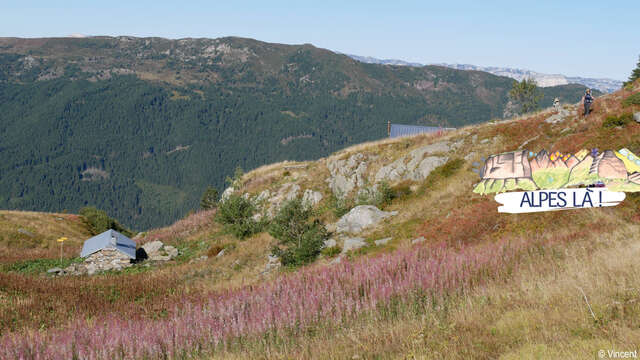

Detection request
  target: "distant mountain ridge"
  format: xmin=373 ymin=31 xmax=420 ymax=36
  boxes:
xmin=346 ymin=54 xmax=622 ymax=93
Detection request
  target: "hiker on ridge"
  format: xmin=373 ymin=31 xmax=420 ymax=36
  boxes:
xmin=582 ymin=89 xmax=594 ymax=116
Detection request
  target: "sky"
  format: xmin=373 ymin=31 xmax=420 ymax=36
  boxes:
xmin=2 ymin=0 xmax=638 ymax=80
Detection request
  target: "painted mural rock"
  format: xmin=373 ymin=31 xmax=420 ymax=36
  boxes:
xmin=474 ymin=148 xmax=640 ymax=194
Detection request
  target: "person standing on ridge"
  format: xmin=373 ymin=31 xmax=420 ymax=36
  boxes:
xmin=583 ymin=89 xmax=594 ymax=116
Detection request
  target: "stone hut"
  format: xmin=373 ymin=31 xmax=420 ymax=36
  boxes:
xmin=80 ymin=230 xmax=136 ymax=272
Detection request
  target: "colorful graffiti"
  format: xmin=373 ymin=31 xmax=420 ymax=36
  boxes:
xmin=474 ymin=148 xmax=640 ymax=194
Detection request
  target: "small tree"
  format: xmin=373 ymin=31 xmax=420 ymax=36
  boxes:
xmin=624 ymin=55 xmax=640 ymax=87
xmin=79 ymin=207 xmax=134 ymax=237
xmin=269 ymin=199 xmax=328 ymax=267
xmin=225 ymin=167 xmax=245 ymax=189
xmin=200 ymin=186 xmax=219 ymax=210
xmin=508 ymin=78 xmax=543 ymax=114
xmin=215 ymin=194 xmax=262 ymax=239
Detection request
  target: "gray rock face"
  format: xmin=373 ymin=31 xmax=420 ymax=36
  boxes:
xmin=375 ymin=158 xmax=407 ymax=183
xmin=142 ymin=240 xmax=163 ymax=254
xmin=375 ymin=141 xmax=450 ymax=183
xmin=545 ymin=108 xmax=571 ymax=124
xmin=140 ymin=240 xmax=179 ymax=263
xmin=254 ymin=182 xmax=301 ymax=218
xmin=341 ymin=237 xmax=366 ymax=253
xmin=326 ymin=153 xmax=368 ymax=197
xmin=336 ymin=205 xmax=398 ymax=234
xmin=323 ymin=238 xmax=337 ymax=248
xmin=411 ymin=156 xmax=448 ymax=180
xmin=164 ymin=245 xmax=178 ymax=258
xmin=634 ymin=112 xmax=640 ymax=123
xmin=302 ymin=189 xmax=323 ymax=208
xmin=374 ymin=237 xmax=392 ymax=246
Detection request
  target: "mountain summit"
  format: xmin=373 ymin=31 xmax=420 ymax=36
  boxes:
xmin=347 ymin=54 xmax=622 ymax=93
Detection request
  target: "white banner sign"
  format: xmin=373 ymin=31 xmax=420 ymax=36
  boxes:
xmin=495 ymin=188 xmax=626 ymax=213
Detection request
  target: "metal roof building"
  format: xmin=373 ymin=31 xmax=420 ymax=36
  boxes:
xmin=80 ymin=229 xmax=137 ymax=259
xmin=388 ymin=123 xmax=454 ymax=138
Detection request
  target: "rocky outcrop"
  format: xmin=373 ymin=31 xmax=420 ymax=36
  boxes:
xmin=375 ymin=141 xmax=451 ymax=183
xmin=545 ymin=108 xmax=571 ymax=124
xmin=326 ymin=153 xmax=369 ymax=196
xmin=301 ymin=189 xmax=323 ymax=208
xmin=336 ymin=205 xmax=398 ymax=234
xmin=142 ymin=240 xmax=179 ymax=261
xmin=252 ymin=182 xmax=321 ymax=218
xmin=323 ymin=238 xmax=337 ymax=248
xmin=341 ymin=237 xmax=367 ymax=253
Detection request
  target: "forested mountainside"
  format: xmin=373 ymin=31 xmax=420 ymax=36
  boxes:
xmin=0 ymin=36 xmax=593 ymax=229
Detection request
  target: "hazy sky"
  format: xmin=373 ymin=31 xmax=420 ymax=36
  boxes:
xmin=3 ymin=0 xmax=638 ymax=80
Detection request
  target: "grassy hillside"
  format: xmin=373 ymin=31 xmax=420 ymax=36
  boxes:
xmin=0 ymin=80 xmax=637 ymax=358
xmin=0 ymin=36 xmax=595 ymax=229
xmin=0 ymin=210 xmax=92 ymax=263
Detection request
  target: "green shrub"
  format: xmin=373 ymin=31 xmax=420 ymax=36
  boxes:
xmin=321 ymin=245 xmax=342 ymax=258
xmin=603 ymin=113 xmax=633 ymax=128
xmin=391 ymin=182 xmax=413 ymax=199
xmin=215 ymin=194 xmax=264 ymax=239
xmin=329 ymin=193 xmax=354 ymax=218
xmin=269 ymin=199 xmax=328 ymax=267
xmin=79 ymin=207 xmax=134 ymax=237
xmin=362 ymin=182 xmax=395 ymax=207
xmin=622 ymin=93 xmax=640 ymax=107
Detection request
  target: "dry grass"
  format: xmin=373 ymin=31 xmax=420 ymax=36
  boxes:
xmin=0 ymin=211 xmax=92 ymax=262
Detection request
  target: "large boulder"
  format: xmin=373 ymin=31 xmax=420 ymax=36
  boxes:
xmin=374 ymin=237 xmax=392 ymax=246
xmin=323 ymin=238 xmax=337 ymax=249
xmin=326 ymin=153 xmax=368 ymax=197
xmin=336 ymin=205 xmax=398 ymax=234
xmin=142 ymin=240 xmax=163 ymax=254
xmin=634 ymin=112 xmax=640 ymax=123
xmin=410 ymin=156 xmax=448 ymax=180
xmin=341 ymin=237 xmax=367 ymax=253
